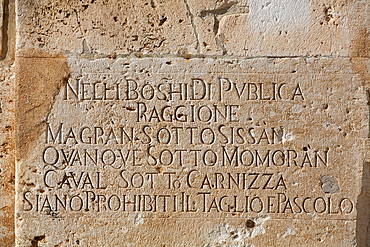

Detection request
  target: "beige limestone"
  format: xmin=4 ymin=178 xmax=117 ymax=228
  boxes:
xmin=0 ymin=64 xmax=15 ymax=246
xmin=14 ymin=55 xmax=370 ymax=246
xmin=0 ymin=0 xmax=16 ymax=246
xmin=0 ymin=0 xmax=367 ymax=246
xmin=15 ymin=0 xmax=370 ymax=57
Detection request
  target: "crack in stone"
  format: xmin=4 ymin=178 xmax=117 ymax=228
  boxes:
xmin=150 ymin=0 xmax=155 ymax=9
xmin=199 ymin=1 xmax=249 ymax=55
xmin=200 ymin=2 xmax=238 ymax=18
xmin=73 ymin=9 xmax=85 ymax=40
xmin=0 ymin=0 xmax=14 ymax=62
xmin=215 ymin=32 xmax=227 ymax=55
xmin=182 ymin=0 xmax=200 ymax=54
xmin=57 ymin=50 xmax=354 ymax=61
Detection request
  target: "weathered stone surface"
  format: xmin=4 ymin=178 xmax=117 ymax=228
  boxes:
xmin=16 ymin=0 xmax=198 ymax=55
xmin=0 ymin=0 xmax=16 ymax=245
xmin=4 ymin=0 xmax=370 ymax=246
xmin=16 ymin=0 xmax=370 ymax=57
xmin=0 ymin=64 xmax=15 ymax=246
xmin=14 ymin=56 xmax=369 ymax=246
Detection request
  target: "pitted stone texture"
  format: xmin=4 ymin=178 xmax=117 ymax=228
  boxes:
xmin=16 ymin=0 xmax=370 ymax=57
xmin=16 ymin=0 xmax=197 ymax=55
xmin=13 ymin=0 xmax=370 ymax=246
xmin=0 ymin=64 xmax=15 ymax=246
xmin=15 ymin=57 xmax=368 ymax=246
xmin=0 ymin=0 xmax=16 ymax=245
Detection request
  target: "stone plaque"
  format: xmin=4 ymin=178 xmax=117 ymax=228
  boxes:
xmin=13 ymin=0 xmax=370 ymax=246
xmin=15 ymin=56 xmax=369 ymax=246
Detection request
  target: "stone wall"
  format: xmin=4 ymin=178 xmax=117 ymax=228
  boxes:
xmin=0 ymin=0 xmax=16 ymax=245
xmin=0 ymin=0 xmax=370 ymax=246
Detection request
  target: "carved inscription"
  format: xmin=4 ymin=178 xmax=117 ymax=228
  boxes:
xmin=20 ymin=60 xmax=361 ymax=221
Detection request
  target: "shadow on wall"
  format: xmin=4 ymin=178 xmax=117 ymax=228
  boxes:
xmin=351 ymin=25 xmax=370 ymax=246
xmin=356 ymin=160 xmax=370 ymax=246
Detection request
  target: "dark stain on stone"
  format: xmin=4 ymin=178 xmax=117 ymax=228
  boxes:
xmin=31 ymin=235 xmax=45 ymax=247
xmin=246 ymin=219 xmax=255 ymax=228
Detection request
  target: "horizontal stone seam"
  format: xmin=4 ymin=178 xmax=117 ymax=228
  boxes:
xmin=17 ymin=216 xmax=357 ymax=220
xmin=15 ymin=54 xmax=370 ymax=60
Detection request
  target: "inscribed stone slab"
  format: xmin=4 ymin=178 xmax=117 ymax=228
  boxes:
xmin=13 ymin=0 xmax=370 ymax=246
xmin=15 ymin=56 xmax=369 ymax=246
